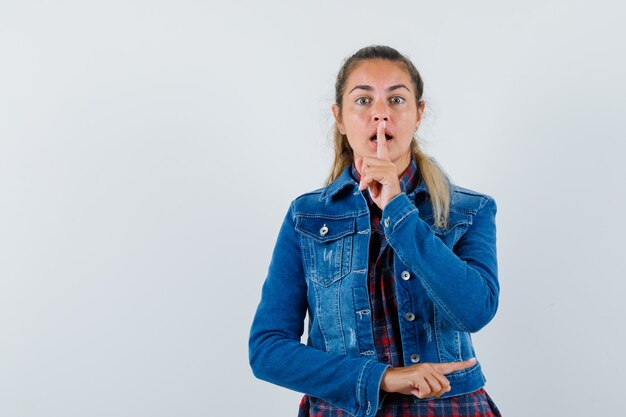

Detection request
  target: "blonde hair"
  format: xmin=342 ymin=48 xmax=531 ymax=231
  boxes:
xmin=325 ymin=45 xmax=451 ymax=228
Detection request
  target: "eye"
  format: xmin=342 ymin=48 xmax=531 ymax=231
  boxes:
xmin=390 ymin=96 xmax=405 ymax=104
xmin=356 ymin=97 xmax=371 ymax=105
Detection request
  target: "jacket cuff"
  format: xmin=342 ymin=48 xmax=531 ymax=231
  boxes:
xmin=381 ymin=193 xmax=418 ymax=235
xmin=357 ymin=360 xmax=391 ymax=417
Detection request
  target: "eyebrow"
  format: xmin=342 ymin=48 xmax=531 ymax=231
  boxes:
xmin=348 ymin=84 xmax=411 ymax=95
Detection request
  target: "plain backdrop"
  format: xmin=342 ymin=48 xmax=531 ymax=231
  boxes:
xmin=1 ymin=1 xmax=625 ymax=416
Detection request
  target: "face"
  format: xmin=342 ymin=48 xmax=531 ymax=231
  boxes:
xmin=332 ymin=59 xmax=425 ymax=173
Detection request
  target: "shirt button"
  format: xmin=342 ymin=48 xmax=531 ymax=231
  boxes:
xmin=381 ymin=355 xmax=389 ymax=363
xmin=401 ymin=270 xmax=411 ymax=280
xmin=319 ymin=224 xmax=328 ymax=236
xmin=405 ymin=312 xmax=415 ymax=321
xmin=384 ymin=217 xmax=390 ymax=227
xmin=410 ymin=354 xmax=421 ymax=363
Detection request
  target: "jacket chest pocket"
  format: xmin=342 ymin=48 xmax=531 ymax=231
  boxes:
xmin=295 ymin=215 xmax=356 ymax=287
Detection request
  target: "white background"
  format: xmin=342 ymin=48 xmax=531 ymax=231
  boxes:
xmin=1 ymin=1 xmax=625 ymax=416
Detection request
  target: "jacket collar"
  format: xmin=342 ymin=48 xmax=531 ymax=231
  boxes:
xmin=320 ymin=163 xmax=430 ymax=202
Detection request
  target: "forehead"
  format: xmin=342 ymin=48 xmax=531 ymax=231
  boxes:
xmin=346 ymin=59 xmax=411 ymax=90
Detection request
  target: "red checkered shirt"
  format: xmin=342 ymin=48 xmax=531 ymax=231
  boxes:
xmin=298 ymin=156 xmax=501 ymax=417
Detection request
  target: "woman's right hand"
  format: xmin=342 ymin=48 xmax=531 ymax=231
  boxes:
xmin=380 ymin=358 xmax=477 ymax=399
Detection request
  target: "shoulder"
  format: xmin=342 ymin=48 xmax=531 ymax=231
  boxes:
xmin=286 ymin=186 xmax=327 ymax=218
xmin=293 ymin=186 xmax=326 ymax=204
xmin=449 ymin=182 xmax=497 ymax=214
xmin=287 ymin=179 xmax=363 ymax=217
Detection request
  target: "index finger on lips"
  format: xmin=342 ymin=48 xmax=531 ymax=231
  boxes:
xmin=376 ymin=120 xmax=390 ymax=161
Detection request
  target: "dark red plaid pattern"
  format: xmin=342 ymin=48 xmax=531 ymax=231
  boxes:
xmin=298 ymin=156 xmax=502 ymax=416
xmin=299 ymin=387 xmax=501 ymax=417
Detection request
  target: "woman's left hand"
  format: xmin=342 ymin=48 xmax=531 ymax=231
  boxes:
xmin=355 ymin=121 xmax=402 ymax=211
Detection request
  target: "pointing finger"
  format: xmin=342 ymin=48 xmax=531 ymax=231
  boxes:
xmin=432 ymin=358 xmax=477 ymax=375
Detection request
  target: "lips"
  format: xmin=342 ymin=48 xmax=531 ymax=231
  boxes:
xmin=370 ymin=134 xmax=393 ymax=141
xmin=369 ymin=127 xmax=393 ymax=141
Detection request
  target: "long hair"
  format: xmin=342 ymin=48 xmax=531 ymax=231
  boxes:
xmin=325 ymin=45 xmax=451 ymax=228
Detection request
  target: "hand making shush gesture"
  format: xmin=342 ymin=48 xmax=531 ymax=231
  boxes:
xmin=355 ymin=120 xmax=403 ymax=211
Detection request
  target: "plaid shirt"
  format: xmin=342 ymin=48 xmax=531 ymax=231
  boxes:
xmin=350 ymin=156 xmax=421 ymax=369
xmin=298 ymin=156 xmax=501 ymax=417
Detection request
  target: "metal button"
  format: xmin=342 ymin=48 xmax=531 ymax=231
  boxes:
xmin=319 ymin=224 xmax=328 ymax=236
xmin=410 ymin=354 xmax=420 ymax=363
xmin=384 ymin=217 xmax=390 ymax=227
xmin=405 ymin=312 xmax=415 ymax=321
xmin=401 ymin=270 xmax=411 ymax=281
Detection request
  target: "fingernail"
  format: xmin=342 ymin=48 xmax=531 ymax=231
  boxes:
xmin=468 ymin=357 xmax=476 ymax=363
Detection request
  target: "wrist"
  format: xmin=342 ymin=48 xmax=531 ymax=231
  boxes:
xmin=380 ymin=367 xmax=395 ymax=392
xmin=382 ymin=191 xmax=403 ymax=211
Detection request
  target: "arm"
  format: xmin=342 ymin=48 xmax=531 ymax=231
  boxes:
xmin=381 ymin=192 xmax=499 ymax=332
xmin=248 ymin=201 xmax=390 ymax=417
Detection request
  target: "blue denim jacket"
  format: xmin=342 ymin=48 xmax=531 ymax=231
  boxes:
xmin=249 ymin=164 xmax=499 ymax=417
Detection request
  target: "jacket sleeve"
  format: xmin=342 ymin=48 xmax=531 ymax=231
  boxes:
xmin=381 ymin=192 xmax=499 ymax=333
xmin=248 ymin=201 xmax=390 ymax=417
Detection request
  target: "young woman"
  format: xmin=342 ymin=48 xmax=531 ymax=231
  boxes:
xmin=249 ymin=45 xmax=502 ymax=417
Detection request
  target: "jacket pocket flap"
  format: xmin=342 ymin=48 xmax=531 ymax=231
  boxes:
xmin=295 ymin=216 xmax=357 ymax=243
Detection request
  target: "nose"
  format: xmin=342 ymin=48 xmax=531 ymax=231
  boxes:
xmin=372 ymin=101 xmax=390 ymax=122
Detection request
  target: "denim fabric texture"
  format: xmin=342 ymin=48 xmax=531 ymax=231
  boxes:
xmin=249 ymin=161 xmax=499 ymax=417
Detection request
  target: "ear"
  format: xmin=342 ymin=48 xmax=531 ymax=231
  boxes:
xmin=415 ymin=100 xmax=425 ymax=128
xmin=332 ymin=103 xmax=346 ymax=135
